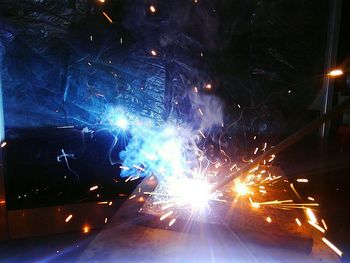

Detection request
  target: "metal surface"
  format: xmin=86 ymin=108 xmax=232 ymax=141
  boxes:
xmin=7 ymin=201 xmax=122 ymax=239
xmin=77 ymin=177 xmax=339 ymax=263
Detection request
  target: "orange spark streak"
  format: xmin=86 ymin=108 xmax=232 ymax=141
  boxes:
xmin=102 ymin=12 xmax=113 ymax=23
xmin=65 ymin=214 xmax=73 ymax=223
xmin=322 ymin=237 xmax=343 ymax=257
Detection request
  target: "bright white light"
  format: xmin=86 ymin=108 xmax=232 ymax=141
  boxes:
xmin=327 ymin=69 xmax=343 ymax=77
xmin=234 ymin=180 xmax=249 ymax=196
xmin=116 ymin=117 xmax=128 ymax=129
xmin=168 ymin=178 xmax=211 ymax=209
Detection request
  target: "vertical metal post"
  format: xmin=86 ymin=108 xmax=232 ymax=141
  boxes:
xmin=320 ymin=0 xmax=342 ymax=150
xmin=0 ymin=42 xmax=9 ymax=240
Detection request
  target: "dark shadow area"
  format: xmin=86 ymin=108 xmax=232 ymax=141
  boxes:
xmin=4 ymin=127 xmax=140 ymax=210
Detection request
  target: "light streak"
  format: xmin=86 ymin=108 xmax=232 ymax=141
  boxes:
xmin=0 ymin=142 xmax=6 ymax=148
xmin=308 ymin=196 xmax=315 ymax=201
xmin=249 ymin=165 xmax=259 ymax=174
xmin=205 ymin=84 xmax=212 ymax=90
xmin=169 ymin=218 xmax=176 ymax=226
xmin=133 ymin=164 xmax=146 ymax=172
xmin=198 ymin=108 xmax=204 ymax=115
xmin=290 ymin=183 xmax=301 ymax=199
xmin=295 ymin=218 xmax=302 ymax=226
xmin=199 ymin=130 xmax=206 ymax=139
xmin=105 ymin=218 xmax=108 ymax=223
xmin=130 ymin=175 xmax=140 ymax=181
xmin=322 ymin=237 xmax=343 ymax=257
xmin=65 ymin=214 xmax=73 ymax=223
xmin=308 ymin=220 xmax=326 ymax=233
xmin=254 ymin=147 xmax=259 ymax=155
xmin=327 ymin=69 xmax=343 ymax=77
xmin=151 ymin=50 xmax=157 ymax=56
xmin=160 ymin=211 xmax=173 ymax=221
xmin=129 ymin=194 xmax=136 ymax=200
xmin=306 ymin=208 xmax=317 ymax=224
xmin=296 ymin=178 xmax=308 ymax=183
xmin=102 ymin=12 xmax=113 ymax=23
xmin=120 ymin=166 xmax=130 ymax=170
xmin=89 ymin=185 xmax=98 ymax=191
xmin=321 ymin=219 xmax=328 ymax=230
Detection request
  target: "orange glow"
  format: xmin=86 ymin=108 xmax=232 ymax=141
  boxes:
xmin=83 ymin=225 xmax=90 ymax=233
xmin=306 ymin=208 xmax=317 ymax=224
xmin=149 ymin=5 xmax=156 ymax=13
xmin=234 ymin=181 xmax=249 ymax=196
xmin=98 ymin=0 xmax=105 ymax=3
xmin=327 ymin=69 xmax=343 ymax=77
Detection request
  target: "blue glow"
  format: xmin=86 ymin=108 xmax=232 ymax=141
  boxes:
xmin=119 ymin=122 xmax=196 ymax=179
xmin=104 ymin=106 xmax=130 ymax=131
xmin=115 ymin=117 xmax=128 ymax=129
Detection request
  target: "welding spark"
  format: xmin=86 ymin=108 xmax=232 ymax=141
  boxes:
xmin=322 ymin=237 xmax=343 ymax=257
xmin=306 ymin=208 xmax=317 ymax=224
xmin=65 ymin=214 xmax=73 ymax=223
xmin=160 ymin=211 xmax=173 ymax=221
xmin=295 ymin=218 xmax=302 ymax=226
xmin=102 ymin=12 xmax=113 ymax=23
xmin=308 ymin=220 xmax=326 ymax=233
xmin=149 ymin=5 xmax=156 ymax=13
xmin=168 ymin=218 xmax=176 ymax=226
xmin=89 ymin=185 xmax=98 ymax=191
xmin=321 ymin=219 xmax=328 ymax=230
xmin=327 ymin=69 xmax=343 ymax=77
xmin=296 ymin=178 xmax=308 ymax=183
